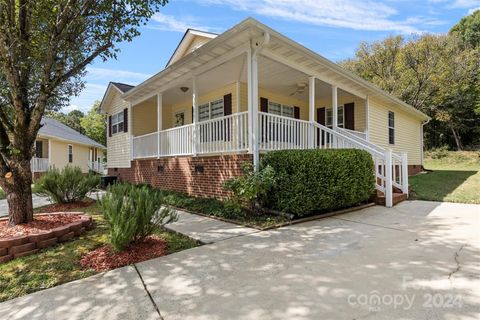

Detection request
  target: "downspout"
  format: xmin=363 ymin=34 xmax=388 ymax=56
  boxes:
xmin=250 ymin=31 xmax=270 ymax=171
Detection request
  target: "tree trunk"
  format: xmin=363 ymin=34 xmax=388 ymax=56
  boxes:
xmin=2 ymin=161 xmax=34 ymax=226
xmin=450 ymin=126 xmax=463 ymax=151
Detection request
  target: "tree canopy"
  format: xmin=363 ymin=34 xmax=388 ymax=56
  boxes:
xmin=341 ymin=11 xmax=480 ymax=150
xmin=0 ymin=0 xmax=168 ymax=225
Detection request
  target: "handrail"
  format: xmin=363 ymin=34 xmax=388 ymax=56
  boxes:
xmin=133 ymin=131 xmax=158 ymax=140
xmin=199 ymin=111 xmax=248 ymax=125
xmin=160 ymin=123 xmax=194 ymax=133
xmin=258 ymin=111 xmax=311 ymax=124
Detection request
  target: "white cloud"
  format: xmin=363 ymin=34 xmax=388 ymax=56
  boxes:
xmin=150 ymin=13 xmax=218 ymax=33
xmin=200 ymin=0 xmax=438 ymax=34
xmin=86 ymin=67 xmax=151 ymax=83
xmin=468 ymin=6 xmax=480 ymax=13
xmin=450 ymin=0 xmax=480 ymax=8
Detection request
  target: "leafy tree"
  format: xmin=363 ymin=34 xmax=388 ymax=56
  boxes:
xmin=341 ymin=32 xmax=480 ymax=151
xmin=0 ymin=0 xmax=168 ymax=226
xmin=47 ymin=109 xmax=86 ymax=134
xmin=81 ymin=101 xmax=106 ymax=146
xmin=450 ymin=9 xmax=480 ymax=49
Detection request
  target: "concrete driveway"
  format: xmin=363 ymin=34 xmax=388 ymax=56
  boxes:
xmin=1 ymin=200 xmax=479 ymax=319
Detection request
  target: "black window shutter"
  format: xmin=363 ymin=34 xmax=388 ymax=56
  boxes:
xmin=191 ymin=106 xmax=194 ymax=123
xmin=316 ymin=107 xmax=326 ymax=125
xmin=108 ymin=116 xmax=112 ymax=137
xmin=344 ymin=102 xmax=355 ymax=130
xmin=123 ymin=108 xmax=128 ymax=132
xmin=260 ymin=97 xmax=268 ymax=112
xmin=294 ymin=106 xmax=300 ymax=119
xmin=223 ymin=93 xmax=232 ymax=115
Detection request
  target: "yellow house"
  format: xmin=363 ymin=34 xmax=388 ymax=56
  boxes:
xmin=100 ymin=18 xmax=430 ymax=207
xmin=32 ymin=117 xmax=106 ymax=177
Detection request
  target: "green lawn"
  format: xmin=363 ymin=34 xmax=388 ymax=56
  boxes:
xmin=0 ymin=202 xmax=198 ymax=302
xmin=410 ymin=151 xmax=480 ymax=204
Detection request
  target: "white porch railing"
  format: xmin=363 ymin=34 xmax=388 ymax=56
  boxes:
xmin=131 ymin=112 xmax=407 ymax=207
xmin=31 ymin=157 xmax=49 ymax=172
xmin=197 ymin=112 xmax=249 ymax=154
xmin=133 ymin=132 xmax=158 ymax=159
xmin=160 ymin=124 xmax=194 ymax=156
xmin=88 ymin=161 xmax=105 ymax=174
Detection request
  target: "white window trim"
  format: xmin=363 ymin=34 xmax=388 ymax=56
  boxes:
xmin=68 ymin=144 xmax=73 ymax=163
xmin=111 ymin=111 xmax=125 ymax=135
xmin=198 ymin=97 xmax=224 ymax=122
xmin=388 ymin=111 xmax=395 ymax=145
xmin=267 ymin=101 xmax=294 ymax=118
xmin=325 ymin=106 xmax=344 ymax=128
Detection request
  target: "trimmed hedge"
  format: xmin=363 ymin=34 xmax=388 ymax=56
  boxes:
xmin=261 ymin=149 xmax=375 ymax=217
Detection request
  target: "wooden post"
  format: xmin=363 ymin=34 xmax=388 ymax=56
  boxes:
xmin=157 ymin=93 xmax=162 ymax=158
xmin=385 ymin=149 xmax=393 ymax=208
xmin=192 ymin=77 xmax=198 ymax=156
xmin=247 ymin=49 xmax=253 ymax=154
xmin=401 ymin=152 xmax=409 ymax=196
xmin=365 ymin=95 xmax=370 ymax=141
xmin=251 ymin=50 xmax=259 ymax=171
xmin=308 ymin=76 xmax=315 ymax=149
xmin=332 ymin=85 xmax=338 ymax=130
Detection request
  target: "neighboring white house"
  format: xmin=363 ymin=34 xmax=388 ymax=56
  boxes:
xmin=100 ymin=18 xmax=430 ymax=207
xmin=32 ymin=117 xmax=106 ymax=177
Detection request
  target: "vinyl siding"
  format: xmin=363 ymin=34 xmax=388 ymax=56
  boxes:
xmin=184 ymin=36 xmax=212 ymax=56
xmin=105 ymin=89 xmax=131 ymax=168
xmin=368 ymin=97 xmax=423 ymax=165
xmin=132 ymin=98 xmax=157 ymax=136
xmin=315 ymin=95 xmax=366 ymax=132
xmin=50 ymin=139 xmax=90 ymax=173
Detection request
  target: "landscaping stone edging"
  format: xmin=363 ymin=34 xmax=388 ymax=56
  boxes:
xmin=0 ymin=212 xmax=93 ymax=263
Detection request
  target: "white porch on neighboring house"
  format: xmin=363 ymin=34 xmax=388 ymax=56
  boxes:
xmin=31 ymin=138 xmax=50 ymax=173
xmin=123 ymin=26 xmax=409 ymax=207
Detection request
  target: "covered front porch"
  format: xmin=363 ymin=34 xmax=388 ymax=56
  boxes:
xmin=130 ymin=53 xmax=369 ymax=160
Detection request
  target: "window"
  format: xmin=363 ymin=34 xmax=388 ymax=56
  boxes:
xmin=35 ymin=141 xmax=43 ymax=158
xmin=68 ymin=145 xmax=73 ymax=163
xmin=111 ymin=111 xmax=124 ymax=134
xmin=174 ymin=111 xmax=185 ymax=127
xmin=388 ymin=111 xmax=395 ymax=144
xmin=198 ymin=98 xmax=224 ymax=122
xmin=325 ymin=106 xmax=344 ymax=128
xmin=268 ymin=101 xmax=294 ymax=118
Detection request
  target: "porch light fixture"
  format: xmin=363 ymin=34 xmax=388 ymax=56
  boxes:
xmin=180 ymin=86 xmax=189 ymax=93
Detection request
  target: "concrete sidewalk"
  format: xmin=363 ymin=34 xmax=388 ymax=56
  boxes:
xmin=0 ymin=201 xmax=479 ymax=320
xmin=0 ymin=194 xmax=52 ymax=217
xmin=164 ymin=209 xmax=258 ymax=243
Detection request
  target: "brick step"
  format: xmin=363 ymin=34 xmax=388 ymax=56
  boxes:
xmin=373 ymin=191 xmax=408 ymax=206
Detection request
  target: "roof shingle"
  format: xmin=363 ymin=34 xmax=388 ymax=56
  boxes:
xmin=39 ymin=117 xmax=105 ymax=149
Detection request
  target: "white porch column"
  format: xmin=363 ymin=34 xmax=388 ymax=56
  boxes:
xmin=128 ymin=103 xmax=133 ymax=161
xmin=251 ymin=51 xmax=259 ymax=170
xmin=384 ymin=149 xmax=393 ymax=208
xmin=192 ymin=76 xmax=198 ymax=156
xmin=401 ymin=152 xmax=409 ymax=196
xmin=365 ymin=95 xmax=370 ymax=141
xmin=308 ymin=76 xmax=315 ymax=149
xmin=247 ymin=49 xmax=253 ymax=154
xmin=157 ymin=93 xmax=162 ymax=158
xmin=332 ymin=85 xmax=338 ymax=130
xmin=47 ymin=138 xmax=52 ymax=169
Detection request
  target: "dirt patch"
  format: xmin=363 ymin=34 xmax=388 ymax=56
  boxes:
xmin=36 ymin=200 xmax=94 ymax=213
xmin=0 ymin=214 xmax=83 ymax=238
xmin=80 ymin=236 xmax=168 ymax=272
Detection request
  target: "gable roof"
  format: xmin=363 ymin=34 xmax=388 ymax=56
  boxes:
xmin=121 ymin=18 xmax=429 ymax=121
xmin=39 ymin=117 xmax=105 ymax=149
xmin=111 ymin=82 xmax=134 ymax=93
xmin=166 ymin=29 xmax=217 ymax=67
xmin=99 ymin=82 xmax=134 ymax=114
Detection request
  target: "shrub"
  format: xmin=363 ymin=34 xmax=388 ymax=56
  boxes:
xmin=35 ymin=166 xmax=100 ymax=203
xmin=223 ymin=162 xmax=276 ymax=213
xmin=261 ymin=149 xmax=375 ymax=217
xmin=99 ymin=183 xmax=177 ymax=251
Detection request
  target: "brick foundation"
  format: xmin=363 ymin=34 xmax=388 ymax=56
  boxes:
xmin=408 ymin=165 xmax=424 ymax=176
xmin=108 ymin=154 xmax=253 ymax=199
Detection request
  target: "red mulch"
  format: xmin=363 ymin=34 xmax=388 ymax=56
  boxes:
xmin=0 ymin=214 xmax=83 ymax=238
xmin=36 ymin=199 xmax=94 ymax=213
xmin=80 ymin=236 xmax=168 ymax=272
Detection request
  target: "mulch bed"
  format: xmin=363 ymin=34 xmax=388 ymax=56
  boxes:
xmin=79 ymin=236 xmax=168 ymax=272
xmin=0 ymin=214 xmax=83 ymax=238
xmin=36 ymin=199 xmax=95 ymax=213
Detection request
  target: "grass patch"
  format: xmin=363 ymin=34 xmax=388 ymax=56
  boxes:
xmin=410 ymin=151 xmax=480 ymax=204
xmin=0 ymin=202 xmax=198 ymax=302
xmin=157 ymin=189 xmax=289 ymax=229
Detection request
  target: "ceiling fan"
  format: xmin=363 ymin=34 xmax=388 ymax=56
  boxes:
xmin=289 ymin=82 xmax=308 ymax=96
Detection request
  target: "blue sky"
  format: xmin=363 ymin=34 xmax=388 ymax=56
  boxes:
xmin=68 ymin=0 xmax=480 ymax=113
